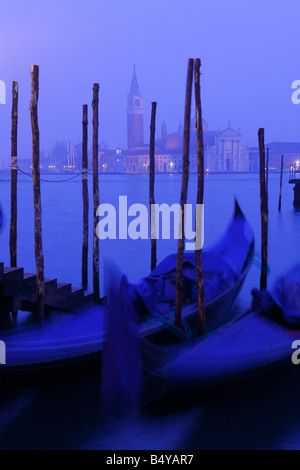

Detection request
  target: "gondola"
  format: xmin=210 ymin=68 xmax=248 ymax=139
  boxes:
xmin=0 ymin=200 xmax=254 ymax=375
xmin=132 ymin=199 xmax=254 ymax=339
xmin=141 ymin=264 xmax=300 ymax=411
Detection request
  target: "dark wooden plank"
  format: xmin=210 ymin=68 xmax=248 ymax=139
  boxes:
xmin=56 ymin=283 xmax=72 ymax=296
xmin=0 ymin=261 xmax=95 ymax=313
xmin=71 ymin=286 xmax=84 ymax=300
xmin=2 ymin=267 xmax=23 ymax=297
xmin=84 ymin=291 xmax=94 ymax=303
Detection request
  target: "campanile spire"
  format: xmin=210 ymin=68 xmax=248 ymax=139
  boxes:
xmin=127 ymin=65 xmax=144 ymax=149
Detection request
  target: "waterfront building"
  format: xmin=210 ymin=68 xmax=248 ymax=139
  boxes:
xmin=113 ymin=148 xmax=125 ymax=173
xmin=155 ymin=119 xmax=250 ymax=173
xmin=267 ymin=142 xmax=300 ymax=169
xmin=123 ymin=66 xmax=251 ymax=173
xmin=203 ymin=124 xmax=249 ymax=172
xmin=39 ymin=67 xmax=256 ymax=174
xmin=247 ymin=143 xmax=300 ymax=172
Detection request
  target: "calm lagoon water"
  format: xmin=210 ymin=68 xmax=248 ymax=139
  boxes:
xmin=0 ymin=171 xmax=300 ymax=449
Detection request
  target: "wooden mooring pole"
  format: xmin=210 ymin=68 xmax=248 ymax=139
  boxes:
xmin=175 ymin=58 xmax=194 ymax=327
xmin=30 ymin=65 xmax=44 ymax=319
xmin=82 ymin=104 xmax=89 ymax=289
xmin=10 ymin=81 xmax=18 ymax=268
xmin=278 ymin=154 xmax=284 ymax=212
xmin=194 ymin=58 xmax=205 ymax=336
xmin=92 ymin=84 xmax=100 ymax=302
xmin=149 ymin=101 xmax=157 ymax=272
xmin=258 ymin=128 xmax=268 ymax=290
xmin=266 ymin=147 xmax=269 ymax=202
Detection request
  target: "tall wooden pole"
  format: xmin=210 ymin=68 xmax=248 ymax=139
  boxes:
xmin=258 ymin=128 xmax=268 ymax=290
xmin=30 ymin=65 xmax=44 ymax=319
xmin=175 ymin=59 xmax=194 ymax=327
xmin=278 ymin=154 xmax=284 ymax=212
xmin=10 ymin=81 xmax=18 ymax=268
xmin=82 ymin=104 xmax=89 ymax=289
xmin=92 ymin=84 xmax=100 ymax=302
xmin=194 ymin=58 xmax=205 ymax=336
xmin=266 ymin=147 xmax=269 ymax=203
xmin=149 ymin=101 xmax=157 ymax=272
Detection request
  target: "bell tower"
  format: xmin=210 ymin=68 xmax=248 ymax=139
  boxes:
xmin=127 ymin=65 xmax=144 ymax=149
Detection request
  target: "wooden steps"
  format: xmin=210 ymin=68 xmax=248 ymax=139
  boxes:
xmin=0 ymin=262 xmax=95 ymax=314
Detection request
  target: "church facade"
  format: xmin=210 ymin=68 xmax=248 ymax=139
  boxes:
xmin=203 ymin=126 xmax=250 ymax=172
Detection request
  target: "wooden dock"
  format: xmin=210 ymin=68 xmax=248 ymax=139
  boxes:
xmin=0 ymin=262 xmax=94 ymax=315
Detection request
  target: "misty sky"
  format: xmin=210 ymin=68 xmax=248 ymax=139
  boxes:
xmin=0 ymin=0 xmax=300 ymax=160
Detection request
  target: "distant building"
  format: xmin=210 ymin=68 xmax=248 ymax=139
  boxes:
xmin=247 ymin=143 xmax=300 ymax=172
xmin=14 ymin=67 xmax=300 ymax=175
xmin=123 ymin=66 xmax=250 ymax=173
xmin=203 ymin=124 xmax=249 ymax=172
xmin=99 ymin=149 xmax=115 ymax=173
xmin=249 ymin=147 xmax=259 ymax=172
xmin=127 ymin=65 xmax=144 ymax=149
xmin=267 ymin=142 xmax=300 ymax=169
xmin=155 ymin=119 xmax=250 ymax=172
xmin=46 ymin=66 xmax=250 ymax=174
xmin=43 ymin=67 xmax=251 ymax=174
xmin=113 ymin=148 xmax=125 ymax=173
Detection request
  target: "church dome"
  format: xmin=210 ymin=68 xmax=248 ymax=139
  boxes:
xmin=191 ymin=117 xmax=209 ymax=132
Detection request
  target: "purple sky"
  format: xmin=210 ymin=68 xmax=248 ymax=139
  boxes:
xmin=0 ymin=0 xmax=300 ymax=160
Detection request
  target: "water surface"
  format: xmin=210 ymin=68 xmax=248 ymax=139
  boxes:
xmin=0 ymin=171 xmax=299 ymax=449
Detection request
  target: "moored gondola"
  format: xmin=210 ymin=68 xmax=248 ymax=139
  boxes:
xmin=143 ymin=264 xmax=300 ymax=412
xmin=0 ymin=200 xmax=254 ymax=375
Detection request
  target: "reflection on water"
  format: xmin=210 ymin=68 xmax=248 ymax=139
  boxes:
xmin=0 ymin=171 xmax=300 ymax=449
xmin=2 ymin=369 xmax=300 ymax=449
